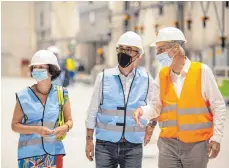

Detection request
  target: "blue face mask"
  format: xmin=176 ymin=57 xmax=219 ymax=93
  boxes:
xmin=156 ymin=52 xmax=173 ymax=67
xmin=32 ymin=69 xmax=48 ymax=82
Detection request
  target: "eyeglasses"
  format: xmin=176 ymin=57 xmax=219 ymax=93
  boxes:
xmin=156 ymin=42 xmax=176 ymax=55
xmin=116 ymin=47 xmax=139 ymax=57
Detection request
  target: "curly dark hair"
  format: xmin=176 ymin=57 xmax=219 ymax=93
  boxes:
xmin=30 ymin=64 xmax=61 ymax=81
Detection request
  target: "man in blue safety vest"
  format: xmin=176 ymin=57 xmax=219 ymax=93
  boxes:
xmin=85 ymin=31 xmax=159 ymax=168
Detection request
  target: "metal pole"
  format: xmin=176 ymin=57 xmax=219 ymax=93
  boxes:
xmin=212 ymin=46 xmax=216 ymax=67
xmin=124 ymin=1 xmax=130 ymax=32
xmin=227 ymin=44 xmax=229 ymax=66
xmin=148 ymin=48 xmax=155 ymax=78
xmin=177 ymin=2 xmax=185 ymax=32
xmin=222 ymin=1 xmax=225 ymax=37
xmin=222 ymin=1 xmax=226 ymax=50
xmin=213 ymin=2 xmax=223 ymax=34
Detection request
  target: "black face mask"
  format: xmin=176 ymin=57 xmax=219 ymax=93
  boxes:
xmin=117 ymin=53 xmax=137 ymax=68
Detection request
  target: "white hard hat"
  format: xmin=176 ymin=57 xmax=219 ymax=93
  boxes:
xmin=47 ymin=46 xmax=61 ymax=57
xmin=29 ymin=50 xmax=60 ymax=70
xmin=117 ymin=31 xmax=144 ymax=56
xmin=150 ymin=27 xmax=187 ymax=46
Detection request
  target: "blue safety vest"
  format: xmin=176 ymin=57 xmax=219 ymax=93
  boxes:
xmin=96 ymin=68 xmax=149 ymax=143
xmin=16 ymin=85 xmax=65 ymax=159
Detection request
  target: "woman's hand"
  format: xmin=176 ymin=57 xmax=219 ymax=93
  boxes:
xmin=36 ymin=126 xmax=53 ymax=137
xmin=53 ymin=125 xmax=68 ymax=138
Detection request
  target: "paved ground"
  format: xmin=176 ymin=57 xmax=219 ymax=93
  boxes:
xmin=1 ymin=77 xmax=228 ymax=168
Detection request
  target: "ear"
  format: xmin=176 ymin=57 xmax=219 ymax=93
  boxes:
xmin=139 ymin=53 xmax=143 ymax=59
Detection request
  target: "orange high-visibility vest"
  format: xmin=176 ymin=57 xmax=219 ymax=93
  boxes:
xmin=159 ymin=62 xmax=213 ymax=143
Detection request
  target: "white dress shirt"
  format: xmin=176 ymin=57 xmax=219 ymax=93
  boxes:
xmin=85 ymin=66 xmax=160 ymax=129
xmin=142 ymin=58 xmax=226 ymax=143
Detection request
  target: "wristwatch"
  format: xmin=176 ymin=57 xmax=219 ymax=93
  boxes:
xmin=148 ymin=120 xmax=157 ymax=128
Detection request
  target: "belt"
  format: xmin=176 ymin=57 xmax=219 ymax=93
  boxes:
xmin=119 ymin=137 xmax=126 ymax=143
xmin=96 ymin=138 xmax=126 ymax=143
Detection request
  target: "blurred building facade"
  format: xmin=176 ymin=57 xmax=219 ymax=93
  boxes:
xmin=2 ymin=1 xmax=229 ymax=77
xmin=1 ymin=2 xmax=36 ymax=76
xmin=1 ymin=1 xmax=79 ymax=76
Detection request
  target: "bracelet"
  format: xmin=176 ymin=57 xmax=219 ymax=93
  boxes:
xmin=64 ymin=123 xmax=70 ymax=132
xmin=86 ymin=136 xmax=93 ymax=141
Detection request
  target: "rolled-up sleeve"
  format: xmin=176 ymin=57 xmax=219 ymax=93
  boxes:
xmin=203 ymin=64 xmax=227 ymax=143
xmin=85 ymin=72 xmax=103 ymax=129
xmin=141 ymin=75 xmax=162 ymax=120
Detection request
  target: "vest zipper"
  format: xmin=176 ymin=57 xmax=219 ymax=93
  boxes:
xmin=117 ymin=69 xmax=137 ymax=140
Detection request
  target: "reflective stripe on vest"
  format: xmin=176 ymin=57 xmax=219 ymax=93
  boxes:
xmin=98 ymin=107 xmax=134 ymax=117
xmin=159 ymin=120 xmax=177 ymax=128
xmin=161 ymin=104 xmax=177 ymax=113
xmin=159 ymin=62 xmax=213 ymax=143
xmin=178 ymin=107 xmax=211 ymax=115
xmin=28 ymin=121 xmax=57 ymax=128
xmin=179 ymin=122 xmax=213 ymax=131
xmin=97 ymin=122 xmax=145 ymax=132
xmin=159 ymin=120 xmax=213 ymax=130
xmin=161 ymin=105 xmax=211 ymax=115
xmin=18 ymin=137 xmax=56 ymax=148
xmin=160 ymin=105 xmax=213 ymax=129
xmin=95 ymin=68 xmax=149 ymax=143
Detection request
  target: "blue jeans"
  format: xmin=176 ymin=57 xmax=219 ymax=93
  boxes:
xmin=95 ymin=140 xmax=143 ymax=168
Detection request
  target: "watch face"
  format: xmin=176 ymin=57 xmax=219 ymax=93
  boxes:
xmin=152 ymin=120 xmax=157 ymax=126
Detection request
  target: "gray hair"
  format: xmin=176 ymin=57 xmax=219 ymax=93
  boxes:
xmin=167 ymin=40 xmax=185 ymax=56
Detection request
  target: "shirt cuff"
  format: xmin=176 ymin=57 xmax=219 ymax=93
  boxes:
xmin=140 ymin=105 xmax=156 ymax=121
xmin=85 ymin=121 xmax=96 ymax=130
xmin=210 ymin=134 xmax=222 ymax=143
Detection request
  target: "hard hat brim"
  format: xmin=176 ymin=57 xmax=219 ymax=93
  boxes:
xmin=150 ymin=40 xmax=187 ymax=47
xmin=150 ymin=42 xmax=156 ymax=47
xmin=29 ymin=62 xmax=60 ymax=70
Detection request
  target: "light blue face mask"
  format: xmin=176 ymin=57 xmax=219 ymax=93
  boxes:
xmin=32 ymin=69 xmax=48 ymax=82
xmin=156 ymin=51 xmax=173 ymax=67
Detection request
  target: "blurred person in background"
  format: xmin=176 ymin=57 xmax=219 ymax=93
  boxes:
xmin=47 ymin=46 xmax=70 ymax=87
xmin=65 ymin=51 xmax=77 ymax=86
xmin=11 ymin=50 xmax=73 ymax=168
xmin=134 ymin=27 xmax=227 ymax=168
xmin=85 ymin=31 xmax=159 ymax=168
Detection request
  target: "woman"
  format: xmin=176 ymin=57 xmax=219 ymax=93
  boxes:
xmin=11 ymin=50 xmax=73 ymax=168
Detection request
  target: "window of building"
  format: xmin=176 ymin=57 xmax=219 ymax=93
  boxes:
xmin=40 ymin=11 xmax=44 ymax=27
xmin=215 ymin=70 xmax=226 ymax=77
xmin=40 ymin=31 xmax=45 ymax=40
xmin=89 ymin=12 xmax=95 ymax=25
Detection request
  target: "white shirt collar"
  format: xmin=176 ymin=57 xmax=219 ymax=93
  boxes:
xmin=115 ymin=65 xmax=136 ymax=77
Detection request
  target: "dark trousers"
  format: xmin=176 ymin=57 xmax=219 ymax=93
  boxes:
xmin=95 ymin=140 xmax=143 ymax=168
